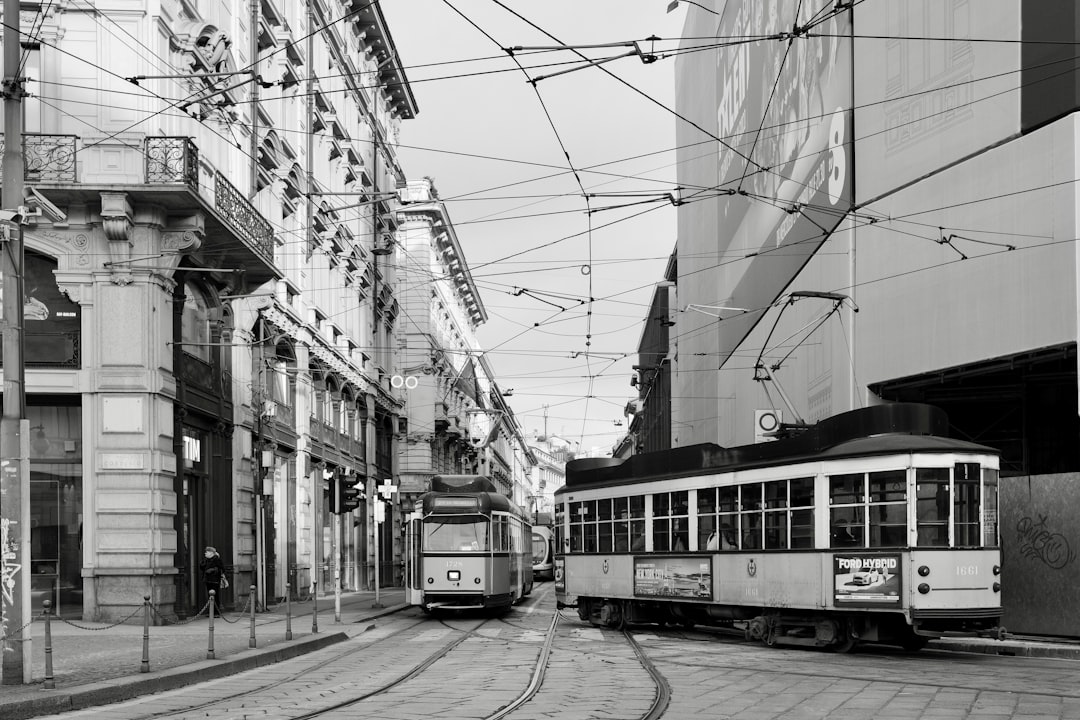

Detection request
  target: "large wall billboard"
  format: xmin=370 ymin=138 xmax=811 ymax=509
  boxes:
xmin=711 ymin=3 xmax=853 ymax=366
xmin=674 ymin=2 xmax=853 ymax=442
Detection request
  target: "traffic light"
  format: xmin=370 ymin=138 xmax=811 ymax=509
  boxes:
xmin=339 ymin=475 xmax=363 ymax=513
xmin=324 ymin=468 xmax=337 ymax=513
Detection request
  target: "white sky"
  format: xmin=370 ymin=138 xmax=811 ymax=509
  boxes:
xmin=381 ymin=0 xmax=691 ymax=455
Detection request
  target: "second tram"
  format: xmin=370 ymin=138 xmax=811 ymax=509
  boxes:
xmin=531 ymin=512 xmax=555 ymax=581
xmin=554 ymin=403 xmax=1003 ymax=651
xmin=407 ymin=475 xmax=533 ymax=612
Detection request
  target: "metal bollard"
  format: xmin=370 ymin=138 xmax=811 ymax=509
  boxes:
xmin=311 ymin=585 xmax=318 ymax=634
xmin=285 ymin=583 xmax=293 ymax=641
xmin=207 ymin=590 xmax=216 ymax=659
xmin=43 ymin=600 xmax=55 ymax=689
xmin=249 ymin=585 xmax=257 ymax=648
xmin=141 ymin=595 xmax=151 ymax=673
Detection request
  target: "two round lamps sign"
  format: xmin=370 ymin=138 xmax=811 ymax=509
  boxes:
xmin=390 ymin=375 xmax=418 ymax=390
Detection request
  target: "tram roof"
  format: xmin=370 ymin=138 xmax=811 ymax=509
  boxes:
xmin=560 ymin=403 xmax=998 ymax=491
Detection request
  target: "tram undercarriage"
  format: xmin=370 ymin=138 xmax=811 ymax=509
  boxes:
xmin=569 ymin=596 xmax=965 ymax=652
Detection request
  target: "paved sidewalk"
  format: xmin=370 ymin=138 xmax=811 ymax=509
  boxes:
xmin=0 ymin=588 xmax=408 ymax=720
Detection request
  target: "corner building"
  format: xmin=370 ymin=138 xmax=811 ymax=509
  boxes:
xmin=1 ymin=1 xmax=416 ymax=621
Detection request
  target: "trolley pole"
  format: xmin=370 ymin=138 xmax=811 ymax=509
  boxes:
xmin=1 ymin=0 xmax=31 ymax=685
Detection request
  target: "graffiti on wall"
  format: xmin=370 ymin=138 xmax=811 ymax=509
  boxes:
xmin=1016 ymin=513 xmax=1076 ymax=570
xmin=1 ymin=517 xmax=21 ymax=638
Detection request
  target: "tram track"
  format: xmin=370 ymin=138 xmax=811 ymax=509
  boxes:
xmin=133 ymin=594 xmax=559 ymax=720
xmin=629 ymin=629 xmax=1080 ymax=703
xmin=113 ymin=615 xmax=434 ymax=720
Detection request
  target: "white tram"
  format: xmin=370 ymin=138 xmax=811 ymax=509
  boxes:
xmin=554 ymin=404 xmax=1003 ymax=651
xmin=531 ymin=512 xmax=556 ymax=581
xmin=406 ymin=475 xmax=534 ymax=612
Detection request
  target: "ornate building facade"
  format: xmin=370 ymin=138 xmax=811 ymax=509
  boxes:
xmin=395 ymin=179 xmax=537 ymax=513
xmin=3 ymin=0 xmax=416 ymax=621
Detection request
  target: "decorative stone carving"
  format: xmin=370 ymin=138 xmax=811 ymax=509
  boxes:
xmin=100 ymin=193 xmax=134 ymax=284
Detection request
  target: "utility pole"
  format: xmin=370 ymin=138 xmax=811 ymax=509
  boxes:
xmin=1 ymin=0 xmax=30 ymax=685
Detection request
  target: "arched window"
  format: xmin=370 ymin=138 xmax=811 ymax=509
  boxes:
xmin=181 ymin=282 xmax=211 ymax=362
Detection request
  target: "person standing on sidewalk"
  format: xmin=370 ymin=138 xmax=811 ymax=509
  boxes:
xmin=200 ymin=546 xmax=227 ymax=610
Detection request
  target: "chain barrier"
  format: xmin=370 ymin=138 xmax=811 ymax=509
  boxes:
xmin=53 ymin=605 xmax=143 ymax=631
xmin=150 ymin=597 xmax=212 ymax=626
xmin=215 ymin=593 xmax=252 ymax=624
xmin=0 ymin=609 xmax=44 ymax=642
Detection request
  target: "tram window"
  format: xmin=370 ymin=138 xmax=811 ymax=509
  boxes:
xmin=742 ymin=512 xmax=762 ymax=549
xmin=698 ymin=488 xmax=717 ymax=514
xmin=791 ymin=477 xmax=814 ymax=507
xmin=597 ymin=498 xmax=613 ymax=522
xmin=614 ymin=497 xmax=629 ymax=518
xmin=583 ymin=522 xmax=598 ymax=553
xmin=653 ymin=491 xmax=689 ymax=553
xmin=493 ymin=516 xmax=508 ymax=552
xmin=790 ymin=509 xmax=813 ymax=549
xmin=765 ymin=480 xmax=787 ymax=509
xmin=698 ymin=488 xmax=717 ymax=549
xmin=718 ymin=487 xmax=738 ymax=512
xmin=869 ymin=470 xmax=905 ymax=502
xmin=699 ymin=513 xmax=716 ymax=551
xmin=954 ymin=463 xmax=981 ymax=547
xmin=630 ymin=519 xmax=646 ymax=551
xmin=615 ymin=519 xmax=630 ymax=552
xmin=425 ymin=515 xmax=489 ymax=552
xmin=868 ymin=470 xmax=907 ymax=548
xmin=869 ymin=504 xmax=907 ymax=547
xmin=555 ymin=504 xmax=564 ymax=554
xmin=598 ymin=522 xmax=614 ymax=553
xmin=654 ymin=518 xmax=671 ymax=552
xmin=629 ymin=495 xmax=645 ymax=519
xmin=713 ymin=487 xmax=739 ymax=550
xmin=983 ymin=468 xmax=999 ymax=546
xmin=830 ymin=474 xmax=863 ymax=504
xmin=916 ymin=468 xmax=949 ymax=547
xmin=740 ymin=484 xmax=763 ymax=549
xmin=764 ymin=511 xmax=788 ymax=549
xmin=830 ymin=508 xmax=864 ymax=548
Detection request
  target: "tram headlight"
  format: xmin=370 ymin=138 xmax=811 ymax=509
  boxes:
xmin=917 ymin=583 xmax=931 ymax=594
xmin=993 ymin=582 xmax=1001 ymax=593
xmin=917 ymin=565 xmax=930 ymax=577
xmin=993 ymin=565 xmax=1001 ymax=576
xmin=447 ymin=570 xmax=461 ymax=581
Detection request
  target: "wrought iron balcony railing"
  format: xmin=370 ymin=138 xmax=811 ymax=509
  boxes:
xmin=214 ymin=170 xmax=275 ymax=265
xmin=145 ymin=136 xmax=199 ymax=190
xmin=0 ymin=133 xmax=78 ymax=183
xmin=143 ymin=136 xmax=275 ymax=266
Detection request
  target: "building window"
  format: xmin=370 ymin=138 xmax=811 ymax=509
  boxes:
xmin=181 ymin=282 xmax=211 ymax=362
